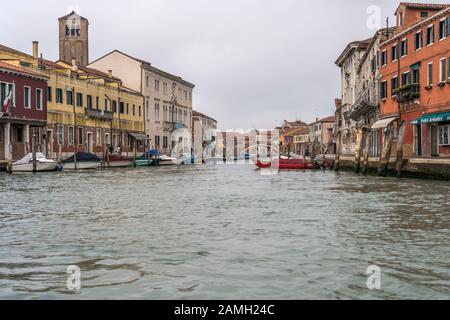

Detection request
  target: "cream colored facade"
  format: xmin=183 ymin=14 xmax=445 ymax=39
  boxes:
xmin=88 ymin=50 xmax=195 ymax=156
xmin=192 ymin=111 xmax=218 ymax=162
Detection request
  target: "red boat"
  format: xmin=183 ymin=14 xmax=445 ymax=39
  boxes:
xmin=107 ymin=154 xmax=133 ymax=168
xmin=256 ymin=158 xmax=315 ymax=170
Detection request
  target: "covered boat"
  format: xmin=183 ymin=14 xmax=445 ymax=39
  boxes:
xmin=62 ymin=152 xmax=101 ymax=170
xmin=12 ymin=153 xmax=58 ymax=172
xmin=256 ymin=158 xmax=314 ymax=170
xmin=107 ymin=154 xmax=133 ymax=168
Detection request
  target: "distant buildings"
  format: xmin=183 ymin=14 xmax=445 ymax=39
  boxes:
xmin=309 ymin=116 xmax=336 ymax=155
xmin=279 ymin=117 xmax=336 ymax=157
xmin=192 ymin=110 xmax=217 ymax=162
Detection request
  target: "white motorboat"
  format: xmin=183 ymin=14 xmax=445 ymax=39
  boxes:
xmin=156 ymin=155 xmax=182 ymax=166
xmin=12 ymin=153 xmax=58 ymax=172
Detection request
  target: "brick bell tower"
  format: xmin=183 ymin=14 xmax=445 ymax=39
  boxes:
xmin=58 ymin=11 xmax=89 ymax=66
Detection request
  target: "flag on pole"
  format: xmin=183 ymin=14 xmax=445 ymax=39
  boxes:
xmin=3 ymin=91 xmax=12 ymax=114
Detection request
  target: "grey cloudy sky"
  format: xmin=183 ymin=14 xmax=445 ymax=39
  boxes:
xmin=1 ymin=0 xmax=447 ymax=129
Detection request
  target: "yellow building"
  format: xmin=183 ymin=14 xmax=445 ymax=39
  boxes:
xmin=0 ymin=42 xmax=146 ymax=159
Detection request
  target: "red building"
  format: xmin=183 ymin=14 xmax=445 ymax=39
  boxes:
xmin=379 ymin=3 xmax=450 ymax=158
xmin=0 ymin=61 xmax=48 ymax=163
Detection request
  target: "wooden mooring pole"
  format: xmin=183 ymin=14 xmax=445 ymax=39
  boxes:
xmin=334 ymin=132 xmax=341 ymax=171
xmin=362 ymin=130 xmax=371 ymax=175
xmin=353 ymin=128 xmax=364 ymax=173
xmin=395 ymin=120 xmax=406 ymax=178
xmin=32 ymin=128 xmax=37 ymax=173
xmin=378 ymin=124 xmax=394 ymax=177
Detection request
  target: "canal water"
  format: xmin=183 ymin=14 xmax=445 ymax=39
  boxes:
xmin=0 ymin=164 xmax=449 ymax=300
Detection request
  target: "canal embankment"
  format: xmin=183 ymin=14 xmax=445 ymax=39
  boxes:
xmin=330 ymin=155 xmax=450 ymax=180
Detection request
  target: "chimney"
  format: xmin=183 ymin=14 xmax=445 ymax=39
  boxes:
xmin=108 ymin=70 xmax=113 ymax=78
xmin=32 ymin=41 xmax=39 ymax=59
xmin=71 ymin=58 xmax=78 ymax=71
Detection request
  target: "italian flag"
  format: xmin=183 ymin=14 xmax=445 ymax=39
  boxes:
xmin=3 ymin=91 xmax=12 ymax=113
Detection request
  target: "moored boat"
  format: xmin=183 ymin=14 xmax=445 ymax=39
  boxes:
xmin=134 ymin=155 xmax=152 ymax=167
xmin=12 ymin=153 xmax=59 ymax=172
xmin=156 ymin=155 xmax=182 ymax=166
xmin=62 ymin=152 xmax=101 ymax=170
xmin=107 ymin=154 xmax=133 ymax=167
xmin=256 ymin=158 xmax=314 ymax=170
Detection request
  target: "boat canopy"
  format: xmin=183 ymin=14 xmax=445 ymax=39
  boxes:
xmin=63 ymin=152 xmax=101 ymax=163
xmin=13 ymin=153 xmax=47 ymax=165
xmin=411 ymin=112 xmax=450 ymax=125
xmin=146 ymin=150 xmax=160 ymax=156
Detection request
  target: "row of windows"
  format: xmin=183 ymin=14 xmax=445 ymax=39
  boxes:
xmin=154 ymin=135 xmax=169 ymax=148
xmin=1 ymin=83 xmax=44 ymax=111
xmin=149 ymin=101 xmax=191 ymax=124
xmin=381 ymin=17 xmax=450 ymax=67
xmin=380 ymin=56 xmax=450 ymax=99
xmin=47 ymin=86 xmax=142 ymax=117
xmin=145 ymin=77 xmax=192 ymax=102
xmin=55 ymin=125 xmax=138 ymax=148
xmin=65 ymin=25 xmax=81 ymax=37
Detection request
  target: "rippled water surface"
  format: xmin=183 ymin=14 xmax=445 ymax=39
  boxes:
xmin=0 ymin=164 xmax=449 ymax=299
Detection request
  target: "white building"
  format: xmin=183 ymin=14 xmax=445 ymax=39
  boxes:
xmin=335 ymin=39 xmax=370 ymax=155
xmin=192 ymin=110 xmax=218 ymax=162
xmin=88 ymin=50 xmax=195 ymax=156
xmin=335 ymin=28 xmax=396 ymax=158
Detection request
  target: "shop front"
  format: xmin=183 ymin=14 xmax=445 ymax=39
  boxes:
xmin=411 ymin=111 xmax=450 ymax=158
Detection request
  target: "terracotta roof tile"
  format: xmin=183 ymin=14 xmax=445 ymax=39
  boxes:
xmin=0 ymin=60 xmax=47 ymax=79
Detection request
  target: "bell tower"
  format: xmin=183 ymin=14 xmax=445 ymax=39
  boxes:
xmin=58 ymin=11 xmax=89 ymax=66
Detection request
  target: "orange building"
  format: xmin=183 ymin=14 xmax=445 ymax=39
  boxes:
xmin=379 ymin=3 xmax=450 ymax=158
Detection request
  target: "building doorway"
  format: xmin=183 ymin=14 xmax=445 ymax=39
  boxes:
xmin=416 ymin=124 xmax=422 ymax=156
xmin=431 ymin=125 xmax=438 ymax=157
xmin=46 ymin=129 xmax=53 ymax=158
xmin=87 ymin=132 xmax=93 ymax=153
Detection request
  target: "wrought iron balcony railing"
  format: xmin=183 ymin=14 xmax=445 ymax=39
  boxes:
xmin=85 ymin=108 xmax=114 ymax=121
xmin=396 ymin=83 xmax=420 ymax=103
xmin=347 ymin=80 xmax=379 ymax=121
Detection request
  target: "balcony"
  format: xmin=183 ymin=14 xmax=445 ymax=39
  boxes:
xmin=85 ymin=108 xmax=114 ymax=121
xmin=396 ymin=83 xmax=420 ymax=104
xmin=163 ymin=121 xmax=187 ymax=132
xmin=347 ymin=82 xmax=378 ymax=121
xmin=163 ymin=121 xmax=174 ymax=131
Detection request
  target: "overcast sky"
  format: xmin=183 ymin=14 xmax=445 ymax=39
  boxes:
xmin=1 ymin=0 xmax=447 ymax=129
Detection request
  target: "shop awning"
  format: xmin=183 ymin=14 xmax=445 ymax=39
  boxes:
xmin=128 ymin=133 xmax=150 ymax=140
xmin=411 ymin=112 xmax=450 ymax=125
xmin=371 ymin=117 xmax=397 ymax=129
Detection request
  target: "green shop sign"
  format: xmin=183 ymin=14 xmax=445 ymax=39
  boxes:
xmin=411 ymin=112 xmax=450 ymax=125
